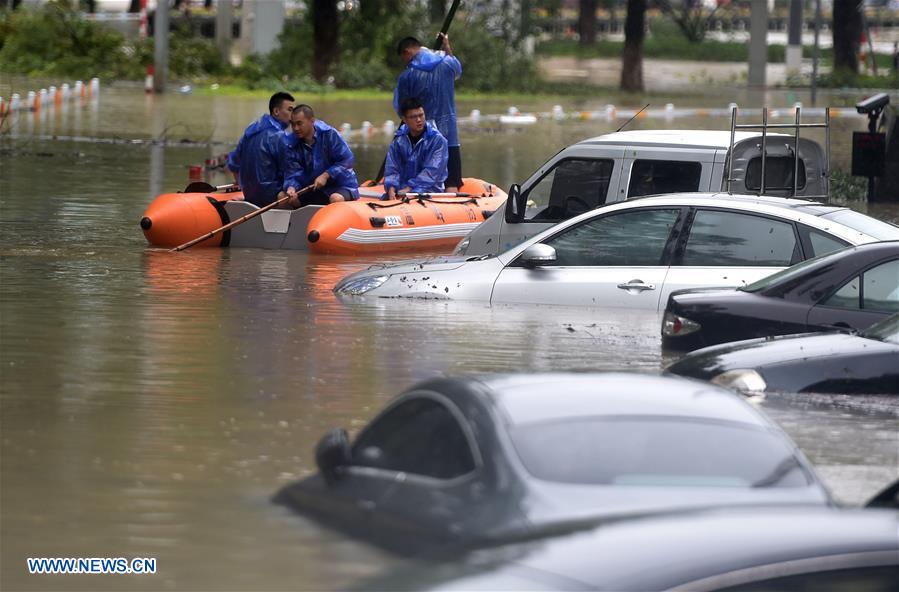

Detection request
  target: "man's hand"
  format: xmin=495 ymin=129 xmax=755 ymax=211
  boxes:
xmin=386 ymin=186 xmax=397 ymax=200
xmin=438 ymin=32 xmax=453 ymax=56
xmin=314 ymin=171 xmax=330 ymax=190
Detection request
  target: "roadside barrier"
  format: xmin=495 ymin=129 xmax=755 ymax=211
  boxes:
xmin=335 ymin=102 xmax=864 ymax=140
xmin=1 ymin=77 xmax=100 ymax=121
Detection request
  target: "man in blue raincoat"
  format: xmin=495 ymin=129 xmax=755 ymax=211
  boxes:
xmin=227 ymin=92 xmax=295 ymax=207
xmin=280 ymin=104 xmax=359 ymax=207
xmin=393 ymin=34 xmax=462 ymax=191
xmin=383 ymin=97 xmax=448 ymax=200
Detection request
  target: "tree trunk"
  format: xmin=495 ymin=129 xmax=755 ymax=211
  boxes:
xmin=128 ymin=0 xmax=140 ymax=12
xmin=620 ymin=0 xmax=645 ymax=92
xmin=832 ymin=0 xmax=862 ymax=74
xmin=579 ymin=0 xmax=597 ymax=47
xmin=312 ymin=0 xmax=339 ymax=82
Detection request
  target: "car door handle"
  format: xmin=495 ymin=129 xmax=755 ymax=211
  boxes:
xmin=617 ymin=279 xmax=656 ymax=292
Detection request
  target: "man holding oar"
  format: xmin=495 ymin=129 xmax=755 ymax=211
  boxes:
xmin=227 ymin=92 xmax=295 ymax=207
xmin=279 ymin=104 xmax=359 ymax=208
xmin=393 ymin=32 xmax=462 ymax=192
xmin=383 ymin=97 xmax=449 ymax=200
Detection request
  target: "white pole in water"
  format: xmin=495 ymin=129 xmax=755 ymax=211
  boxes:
xmin=361 ymin=121 xmax=372 ymax=136
xmin=470 ymin=109 xmax=480 ymax=123
xmin=61 ymin=83 xmax=70 ymax=101
xmin=90 ymin=77 xmax=100 ymax=97
xmin=26 ymin=91 xmax=36 ymax=111
xmin=11 ymin=93 xmax=21 ymax=112
xmin=552 ymin=105 xmax=564 ymax=120
xmin=74 ymin=80 xmax=84 ymax=99
xmin=383 ymin=120 xmax=395 ymax=135
xmin=339 ymin=122 xmax=351 ymax=135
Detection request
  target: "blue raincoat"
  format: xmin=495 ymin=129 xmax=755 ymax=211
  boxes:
xmin=383 ymin=122 xmax=448 ymax=194
xmin=393 ymin=48 xmax=462 ymax=147
xmin=227 ymin=114 xmax=288 ymax=207
xmin=282 ymin=120 xmax=359 ymax=199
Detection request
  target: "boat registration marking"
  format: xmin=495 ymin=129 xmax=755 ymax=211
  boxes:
xmin=384 ymin=215 xmax=404 ymax=227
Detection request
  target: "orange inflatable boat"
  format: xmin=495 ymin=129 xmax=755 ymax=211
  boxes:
xmin=140 ymin=178 xmax=506 ymax=254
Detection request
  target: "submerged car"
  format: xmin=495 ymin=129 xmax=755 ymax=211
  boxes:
xmin=363 ymin=506 xmax=899 ymax=591
xmin=667 ymin=313 xmax=899 ymax=394
xmin=662 ymin=241 xmax=899 ymax=351
xmin=335 ymin=193 xmax=899 ymax=310
xmin=274 ymin=373 xmax=831 ymax=552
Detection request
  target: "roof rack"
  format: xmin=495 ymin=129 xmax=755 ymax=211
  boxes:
xmin=726 ymin=105 xmax=831 ymax=199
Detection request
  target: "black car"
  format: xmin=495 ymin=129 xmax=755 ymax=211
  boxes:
xmin=662 ymin=242 xmax=899 ymax=351
xmin=667 ymin=313 xmax=899 ymax=394
xmin=274 ymin=373 xmax=831 ymax=553
xmin=362 ymin=506 xmax=899 ymax=591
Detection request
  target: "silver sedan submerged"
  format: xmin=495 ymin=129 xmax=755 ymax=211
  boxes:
xmin=334 ymin=193 xmax=899 ymax=310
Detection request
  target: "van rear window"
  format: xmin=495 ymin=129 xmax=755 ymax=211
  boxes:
xmin=745 ymin=157 xmax=806 ymax=191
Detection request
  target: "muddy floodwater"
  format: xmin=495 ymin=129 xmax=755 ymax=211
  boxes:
xmin=1 ymin=83 xmax=897 ymax=591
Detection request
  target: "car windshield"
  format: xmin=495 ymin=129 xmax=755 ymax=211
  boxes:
xmin=820 ymin=210 xmax=899 ymax=241
xmin=740 ymin=247 xmax=851 ymax=293
xmin=510 ymin=417 xmax=810 ymax=488
xmin=861 ymin=313 xmax=899 ymax=345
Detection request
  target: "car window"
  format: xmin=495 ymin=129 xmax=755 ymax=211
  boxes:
xmin=718 ymin=565 xmax=899 ymax=592
xmin=820 ymin=210 xmax=899 ymax=241
xmin=862 ymin=260 xmax=899 ymax=312
xmin=352 ymin=396 xmax=476 ymax=479
xmin=510 ymin=417 xmax=811 ymax=488
xmin=524 ymin=158 xmax=613 ymax=222
xmin=627 ymin=160 xmax=702 ymax=198
xmin=543 ymin=208 xmax=680 ymax=267
xmin=808 ymin=229 xmax=849 ymax=257
xmin=741 ymin=247 xmax=850 ymax=294
xmin=745 ymin=156 xmax=807 ymax=191
xmin=862 ymin=314 xmax=899 ymax=345
xmin=824 ymin=277 xmax=861 ymax=309
xmin=682 ymin=210 xmax=800 ymax=267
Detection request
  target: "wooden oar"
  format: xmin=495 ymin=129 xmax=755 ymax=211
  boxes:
xmin=171 ymin=185 xmax=314 ymax=252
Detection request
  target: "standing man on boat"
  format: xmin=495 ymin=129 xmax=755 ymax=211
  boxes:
xmin=280 ymin=104 xmax=360 ymax=208
xmin=383 ymin=97 xmax=449 ymax=200
xmin=227 ymin=92 xmax=295 ymax=207
xmin=393 ymin=33 xmax=462 ymax=192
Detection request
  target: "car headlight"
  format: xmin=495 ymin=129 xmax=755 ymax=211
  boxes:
xmin=334 ymin=274 xmax=389 ymax=296
xmin=453 ymin=237 xmax=470 ymax=256
xmin=711 ymin=369 xmax=767 ymax=393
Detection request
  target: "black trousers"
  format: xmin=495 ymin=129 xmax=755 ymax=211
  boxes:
xmin=447 ymin=146 xmax=462 ymax=188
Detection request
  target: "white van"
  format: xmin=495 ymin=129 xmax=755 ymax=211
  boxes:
xmin=455 ymin=129 xmax=829 ymax=257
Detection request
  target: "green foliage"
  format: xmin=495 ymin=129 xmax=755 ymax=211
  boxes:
xmin=0 ymin=1 xmax=143 ymax=79
xmin=452 ymin=21 xmax=540 ymax=93
xmin=830 ymin=170 xmax=869 ymax=201
xmin=0 ymin=3 xmax=227 ymax=81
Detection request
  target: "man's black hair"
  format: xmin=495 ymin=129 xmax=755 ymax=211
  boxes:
xmin=396 ymin=36 xmax=422 ymax=56
xmin=292 ymin=104 xmax=315 ymax=119
xmin=399 ymin=97 xmax=424 ymax=116
xmin=269 ymin=92 xmax=295 ymax=114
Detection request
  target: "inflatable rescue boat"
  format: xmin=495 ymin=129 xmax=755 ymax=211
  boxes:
xmin=140 ymin=178 xmax=506 ymax=254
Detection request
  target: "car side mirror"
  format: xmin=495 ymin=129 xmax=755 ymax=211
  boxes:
xmin=518 ymin=243 xmax=557 ymax=268
xmin=315 ymin=428 xmax=351 ymax=485
xmin=504 ymin=183 xmax=524 ymax=223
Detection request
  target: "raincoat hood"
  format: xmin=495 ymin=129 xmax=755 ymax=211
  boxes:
xmin=409 ymin=48 xmax=447 ymax=72
xmin=245 ymin=114 xmax=287 ymax=138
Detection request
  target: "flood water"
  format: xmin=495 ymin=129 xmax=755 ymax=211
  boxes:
xmin=1 ymin=82 xmax=897 ymax=591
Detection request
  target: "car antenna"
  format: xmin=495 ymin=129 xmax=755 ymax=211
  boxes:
xmin=615 ymin=104 xmax=650 ymax=133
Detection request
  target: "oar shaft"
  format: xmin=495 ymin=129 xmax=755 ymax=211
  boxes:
xmin=398 ymin=192 xmax=471 ymax=197
xmin=171 ymin=185 xmax=313 ymax=252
